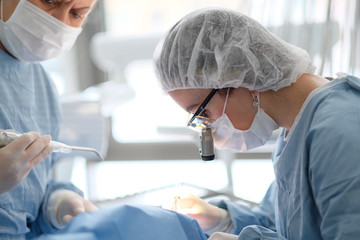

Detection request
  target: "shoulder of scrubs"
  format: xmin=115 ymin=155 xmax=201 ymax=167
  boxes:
xmin=345 ymin=75 xmax=360 ymax=90
xmin=30 ymin=181 xmax=84 ymax=237
xmin=211 ymin=181 xmax=277 ymax=235
xmin=307 ymin=75 xmax=360 ymax=239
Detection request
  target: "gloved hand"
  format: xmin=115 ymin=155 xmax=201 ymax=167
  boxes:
xmin=0 ymin=131 xmax=51 ymax=194
xmin=174 ymin=193 xmax=231 ymax=234
xmin=209 ymin=232 xmax=238 ymax=240
xmin=47 ymin=190 xmax=98 ymax=229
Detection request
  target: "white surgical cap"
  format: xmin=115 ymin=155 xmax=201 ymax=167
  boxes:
xmin=154 ymin=8 xmax=316 ymax=93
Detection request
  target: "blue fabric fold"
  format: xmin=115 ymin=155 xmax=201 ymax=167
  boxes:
xmin=37 ymin=204 xmax=208 ymax=240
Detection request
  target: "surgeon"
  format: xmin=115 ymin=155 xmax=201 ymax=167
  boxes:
xmin=154 ymin=7 xmax=360 ymax=240
xmin=0 ymin=0 xmax=98 ymax=239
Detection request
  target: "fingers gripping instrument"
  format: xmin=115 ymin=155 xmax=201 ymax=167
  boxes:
xmin=0 ymin=131 xmax=104 ymax=161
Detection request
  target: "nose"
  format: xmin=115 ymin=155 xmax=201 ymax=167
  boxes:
xmin=51 ymin=10 xmax=69 ymax=25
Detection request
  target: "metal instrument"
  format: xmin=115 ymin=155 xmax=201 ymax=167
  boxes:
xmin=0 ymin=131 xmax=104 ymax=161
xmin=199 ymin=128 xmax=215 ymax=161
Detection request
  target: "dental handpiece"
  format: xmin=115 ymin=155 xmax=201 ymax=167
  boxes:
xmin=199 ymin=128 xmax=215 ymax=161
xmin=0 ymin=131 xmax=104 ymax=161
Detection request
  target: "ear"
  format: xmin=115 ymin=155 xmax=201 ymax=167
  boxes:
xmin=250 ymin=90 xmax=259 ymax=99
xmin=250 ymin=90 xmax=260 ymax=108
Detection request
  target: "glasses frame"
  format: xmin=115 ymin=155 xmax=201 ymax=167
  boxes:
xmin=187 ymin=89 xmax=219 ymax=127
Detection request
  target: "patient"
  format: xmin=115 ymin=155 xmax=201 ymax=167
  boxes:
xmin=37 ymin=204 xmax=208 ymax=240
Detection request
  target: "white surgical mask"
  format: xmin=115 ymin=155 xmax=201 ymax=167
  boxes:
xmin=0 ymin=0 xmax=82 ymax=62
xmin=212 ymin=90 xmax=278 ymax=152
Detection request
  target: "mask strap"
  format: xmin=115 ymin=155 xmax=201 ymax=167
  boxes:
xmin=252 ymin=92 xmax=260 ymax=110
xmin=1 ymin=0 xmax=3 ymax=21
xmin=222 ymin=88 xmax=230 ymax=115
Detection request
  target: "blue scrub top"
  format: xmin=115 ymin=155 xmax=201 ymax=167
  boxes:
xmin=213 ymin=75 xmax=360 ymax=239
xmin=0 ymin=50 xmax=82 ymax=239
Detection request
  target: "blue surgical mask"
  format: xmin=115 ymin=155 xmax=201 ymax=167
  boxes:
xmin=211 ymin=91 xmax=278 ymax=152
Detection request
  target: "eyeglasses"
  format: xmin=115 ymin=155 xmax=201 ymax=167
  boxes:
xmin=187 ymin=89 xmax=218 ymax=131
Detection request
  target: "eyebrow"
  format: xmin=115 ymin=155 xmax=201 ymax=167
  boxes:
xmin=73 ymin=6 xmax=91 ymax=11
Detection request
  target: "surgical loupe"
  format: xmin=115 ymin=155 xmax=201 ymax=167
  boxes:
xmin=188 ymin=116 xmax=215 ymax=161
xmin=0 ymin=131 xmax=104 ymax=161
xmin=186 ymin=89 xmax=218 ymax=161
xmin=199 ymin=128 xmax=215 ymax=161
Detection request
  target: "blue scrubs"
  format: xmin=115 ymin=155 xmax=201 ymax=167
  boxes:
xmin=214 ymin=75 xmax=360 ymax=239
xmin=0 ymin=50 xmax=82 ymax=239
xmin=36 ymin=204 xmax=208 ymax=240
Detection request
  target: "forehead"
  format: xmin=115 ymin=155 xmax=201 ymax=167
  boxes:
xmin=168 ymin=89 xmax=213 ymax=112
xmin=26 ymin=0 xmax=97 ymax=10
xmin=34 ymin=0 xmax=96 ymax=7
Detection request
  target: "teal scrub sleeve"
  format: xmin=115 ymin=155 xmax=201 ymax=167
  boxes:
xmin=307 ymin=95 xmax=360 ymax=239
xmin=238 ymin=225 xmax=287 ymax=239
xmin=31 ymin=180 xmax=84 ymax=236
xmin=37 ymin=232 xmax=97 ymax=240
xmin=212 ymin=181 xmax=277 ymax=235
